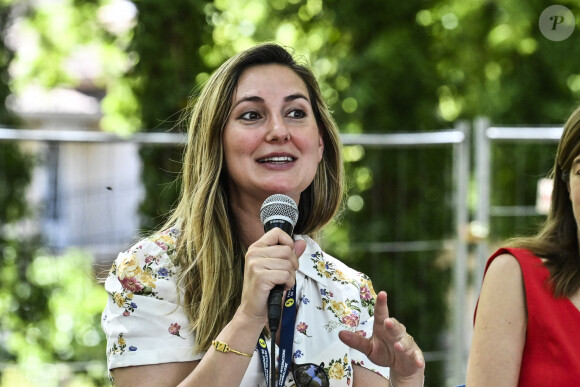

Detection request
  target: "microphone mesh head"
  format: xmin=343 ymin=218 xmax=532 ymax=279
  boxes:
xmin=260 ymin=194 xmax=299 ymax=227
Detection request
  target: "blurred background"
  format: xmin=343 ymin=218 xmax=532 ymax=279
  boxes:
xmin=0 ymin=0 xmax=579 ymax=386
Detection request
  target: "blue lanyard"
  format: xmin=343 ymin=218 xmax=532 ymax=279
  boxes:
xmin=257 ymin=285 xmax=297 ymax=387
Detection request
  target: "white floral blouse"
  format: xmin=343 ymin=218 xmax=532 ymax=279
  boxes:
xmin=101 ymin=227 xmax=390 ymax=386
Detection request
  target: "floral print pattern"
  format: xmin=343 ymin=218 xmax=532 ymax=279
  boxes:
xmin=168 ymin=323 xmax=186 ymax=339
xmin=296 ymin=322 xmax=312 ymax=337
xmin=108 ymin=228 xmax=179 ymax=299
xmin=108 ymin=333 xmax=126 ymax=357
xmin=327 ymin=354 xmax=351 ymax=381
xmin=102 ymin=231 xmax=390 ymax=386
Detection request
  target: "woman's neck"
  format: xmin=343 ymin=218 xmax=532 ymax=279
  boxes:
xmin=229 ymin=197 xmax=264 ymax=248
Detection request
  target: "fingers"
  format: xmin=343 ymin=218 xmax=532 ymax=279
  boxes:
xmin=294 ymin=238 xmax=307 ymax=259
xmin=386 ymin=318 xmax=420 ymax=360
xmin=386 ymin=314 xmax=425 ymax=367
xmin=340 ymin=291 xmax=425 ymax=376
xmin=248 ymin=229 xmax=300 ymax=266
xmin=393 ymin=333 xmax=413 ymax=352
xmin=245 ymin=256 xmax=296 ymax=293
xmin=253 ymin=227 xmax=296 ymax=249
xmin=238 ymin=229 xmax=307 ymax=326
xmin=383 ymin=314 xmax=409 ymax=340
xmin=239 ymin=230 xmax=302 ymax=321
xmin=413 ymin=349 xmax=426 ymax=368
xmin=395 ymin=334 xmax=425 ymax=369
xmin=373 ymin=291 xmax=390 ymax=323
xmin=389 ymin=322 xmax=426 ymax=371
xmin=244 ymin=228 xmax=302 ymax=293
xmin=338 ymin=330 xmax=371 ymax=356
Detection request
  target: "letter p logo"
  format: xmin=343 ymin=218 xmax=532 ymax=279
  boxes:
xmin=540 ymin=5 xmax=575 ymax=41
xmin=550 ymin=15 xmax=565 ymax=30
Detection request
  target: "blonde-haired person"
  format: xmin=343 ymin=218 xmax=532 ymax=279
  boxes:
xmin=102 ymin=43 xmax=425 ymax=386
xmin=467 ymin=106 xmax=580 ymax=386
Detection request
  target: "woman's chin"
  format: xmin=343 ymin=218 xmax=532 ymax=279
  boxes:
xmin=260 ymin=185 xmax=302 ymax=200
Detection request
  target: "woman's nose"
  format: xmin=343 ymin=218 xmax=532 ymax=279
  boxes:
xmin=265 ymin=115 xmax=290 ymax=142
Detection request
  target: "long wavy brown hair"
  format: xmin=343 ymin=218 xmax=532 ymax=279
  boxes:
xmin=161 ymin=43 xmax=345 ymax=352
xmin=507 ymin=105 xmax=580 ymax=297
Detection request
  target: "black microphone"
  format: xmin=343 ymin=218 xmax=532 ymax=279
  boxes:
xmin=260 ymin=194 xmax=299 ymax=332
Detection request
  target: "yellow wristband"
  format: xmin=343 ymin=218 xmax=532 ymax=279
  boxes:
xmin=211 ymin=340 xmax=253 ymax=357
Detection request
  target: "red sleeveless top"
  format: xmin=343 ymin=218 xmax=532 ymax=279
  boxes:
xmin=477 ymin=248 xmax=580 ymax=386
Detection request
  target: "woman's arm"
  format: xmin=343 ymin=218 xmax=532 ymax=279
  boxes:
xmin=466 ymin=253 xmax=527 ymax=386
xmin=111 ymin=361 xmax=199 ymax=387
xmin=353 ymin=364 xmax=391 ymax=386
xmin=111 ymin=309 xmax=263 ymax=386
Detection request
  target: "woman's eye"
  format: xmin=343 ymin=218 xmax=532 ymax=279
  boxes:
xmin=287 ymin=109 xmax=306 ymax=119
xmin=240 ymin=111 xmax=260 ymax=120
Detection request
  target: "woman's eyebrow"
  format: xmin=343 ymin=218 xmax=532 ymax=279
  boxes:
xmin=232 ymin=95 xmax=264 ymax=108
xmin=284 ymin=93 xmax=309 ymax=103
xmin=232 ymin=93 xmax=309 ymax=108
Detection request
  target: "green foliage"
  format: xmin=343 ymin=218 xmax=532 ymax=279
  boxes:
xmin=9 ymin=0 xmax=126 ymax=92
xmin=0 ymin=246 xmax=109 ymax=386
xmin=1 ymin=3 xmax=108 ymax=385
xmin=0 ymin=143 xmax=33 ymax=223
xmin=9 ymin=0 xmax=134 ymax=134
xmin=126 ymin=0 xmax=213 ymax=231
xmin=423 ymin=0 xmax=580 ymax=125
xmin=1 ymin=3 xmax=38 ymax=225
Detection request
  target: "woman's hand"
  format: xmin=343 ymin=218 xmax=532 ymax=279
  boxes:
xmin=238 ymin=228 xmax=306 ymax=325
xmin=339 ymin=291 xmax=425 ymax=386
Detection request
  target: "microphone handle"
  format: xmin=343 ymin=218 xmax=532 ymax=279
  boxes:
xmin=267 ymin=284 xmax=284 ymax=330
xmin=263 ymin=219 xmax=294 ymax=331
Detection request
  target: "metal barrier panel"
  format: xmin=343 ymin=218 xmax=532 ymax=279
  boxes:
xmin=474 ymin=123 xmax=563 ymax=294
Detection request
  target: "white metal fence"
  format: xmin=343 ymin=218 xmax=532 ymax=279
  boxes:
xmin=474 ymin=121 xmax=563 ymax=292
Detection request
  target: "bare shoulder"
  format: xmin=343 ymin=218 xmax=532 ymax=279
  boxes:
xmin=477 ymin=252 xmax=526 ymax=319
xmin=484 ymin=253 xmax=523 ymax=285
xmin=488 ymin=252 xmax=521 ymax=270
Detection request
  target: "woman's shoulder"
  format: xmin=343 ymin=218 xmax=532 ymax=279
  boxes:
xmin=490 ymin=247 xmax=542 ymax=263
xmin=116 ymin=227 xmax=180 ymax=265
xmin=476 ymin=252 xmax=526 ymax=322
xmin=486 ymin=252 xmax=523 ymax=280
xmin=487 ymin=247 xmax=546 ymax=277
xmin=107 ymin=227 xmax=182 ymax=298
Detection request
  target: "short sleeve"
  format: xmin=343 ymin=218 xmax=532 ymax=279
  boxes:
xmin=101 ymin=228 xmax=203 ymax=371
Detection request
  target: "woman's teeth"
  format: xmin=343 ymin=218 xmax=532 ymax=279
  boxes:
xmin=259 ymin=156 xmax=294 ymax=164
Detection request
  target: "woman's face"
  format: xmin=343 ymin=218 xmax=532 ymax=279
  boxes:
xmin=223 ymin=64 xmax=324 ymax=205
xmin=568 ymin=155 xmax=580 ymax=243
